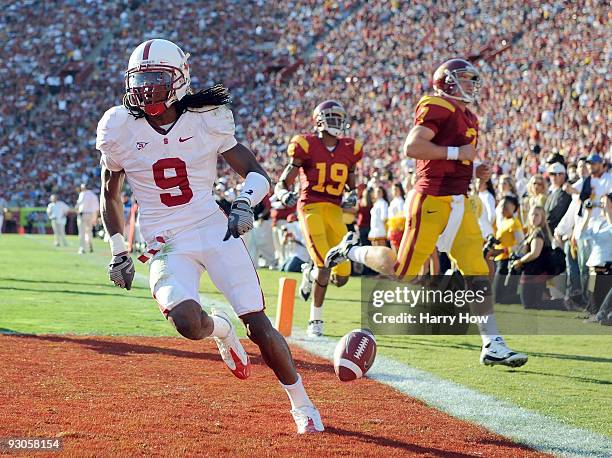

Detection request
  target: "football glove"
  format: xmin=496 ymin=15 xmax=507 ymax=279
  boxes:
xmin=278 ymin=189 xmax=298 ymax=207
xmin=341 ymin=189 xmax=358 ymax=208
xmin=223 ymin=198 xmax=254 ymax=240
xmin=108 ymin=254 xmax=135 ymax=290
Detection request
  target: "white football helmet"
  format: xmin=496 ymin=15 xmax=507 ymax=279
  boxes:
xmin=125 ymin=39 xmax=191 ymax=116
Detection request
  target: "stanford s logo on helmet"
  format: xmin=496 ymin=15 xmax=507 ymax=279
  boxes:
xmin=125 ymin=39 xmax=191 ymax=116
xmin=313 ymin=100 xmax=349 ymax=138
xmin=433 ymin=59 xmax=481 ymax=104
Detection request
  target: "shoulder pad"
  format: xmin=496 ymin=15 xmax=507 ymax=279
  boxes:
xmin=417 ymin=95 xmax=456 ymax=113
xmin=289 ymin=134 xmax=310 ymax=154
xmin=201 ymin=105 xmax=235 ymax=136
xmin=98 ymin=105 xmax=129 ymax=131
xmin=353 ymin=139 xmax=363 ymax=155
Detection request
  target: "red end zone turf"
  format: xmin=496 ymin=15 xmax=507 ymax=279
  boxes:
xmin=0 ymin=335 xmax=550 ymax=457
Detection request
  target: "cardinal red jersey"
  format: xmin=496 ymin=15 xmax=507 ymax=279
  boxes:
xmin=288 ymin=134 xmax=363 ymax=210
xmin=412 ymin=95 xmax=479 ymax=196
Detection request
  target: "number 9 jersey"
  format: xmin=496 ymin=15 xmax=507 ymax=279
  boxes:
xmin=96 ymin=104 xmax=236 ymax=243
xmin=288 ymin=134 xmax=363 ymax=211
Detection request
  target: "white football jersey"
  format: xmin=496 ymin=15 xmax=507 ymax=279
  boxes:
xmin=96 ymin=105 xmax=237 ymax=242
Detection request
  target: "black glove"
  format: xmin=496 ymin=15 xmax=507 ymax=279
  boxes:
xmin=341 ymin=189 xmax=358 ymax=208
xmin=108 ymin=254 xmax=135 ymax=290
xmin=279 ymin=190 xmax=298 ymax=207
xmin=223 ymin=198 xmax=254 ymax=241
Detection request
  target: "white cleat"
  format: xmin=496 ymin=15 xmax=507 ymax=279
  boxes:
xmin=291 ymin=405 xmax=324 ymax=434
xmin=324 ymin=231 xmax=359 ymax=268
xmin=480 ymin=337 xmax=528 ymax=367
xmin=307 ymin=320 xmax=324 ymax=338
xmin=211 ymin=310 xmax=251 ymax=380
xmin=300 ymin=262 xmax=314 ymax=301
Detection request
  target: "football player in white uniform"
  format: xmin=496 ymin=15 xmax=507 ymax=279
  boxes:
xmin=97 ymin=39 xmax=323 ymax=434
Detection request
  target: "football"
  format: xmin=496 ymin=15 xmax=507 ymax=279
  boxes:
xmin=333 ymin=329 xmax=377 ymax=382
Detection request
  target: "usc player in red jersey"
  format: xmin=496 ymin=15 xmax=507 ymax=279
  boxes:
xmin=275 ymin=100 xmax=363 ymax=337
xmin=326 ymin=59 xmax=527 ymax=367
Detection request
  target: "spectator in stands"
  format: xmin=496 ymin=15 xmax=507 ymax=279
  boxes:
xmin=577 ymin=193 xmax=612 ymax=320
xmin=545 ymin=162 xmax=576 ymax=300
xmin=513 ymin=206 xmax=566 ymax=310
xmin=491 ymin=196 xmax=523 ymax=304
xmin=476 ymin=178 xmax=496 ymax=239
xmin=0 ymin=194 xmax=6 ymax=234
xmin=368 ymin=186 xmax=389 ymax=247
xmin=46 ymin=194 xmax=69 ymax=247
xmin=387 ymin=183 xmax=405 ymax=253
xmin=76 ymin=183 xmax=99 ymax=254
xmin=280 ymin=214 xmax=311 ymax=272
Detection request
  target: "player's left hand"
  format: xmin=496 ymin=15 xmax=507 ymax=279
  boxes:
xmin=224 ymin=198 xmax=254 ymax=241
xmin=341 ymin=190 xmax=358 ymax=208
xmin=475 ymin=162 xmax=491 ymax=181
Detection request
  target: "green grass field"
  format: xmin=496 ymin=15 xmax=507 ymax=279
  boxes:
xmin=1 ymin=234 xmax=610 ymax=437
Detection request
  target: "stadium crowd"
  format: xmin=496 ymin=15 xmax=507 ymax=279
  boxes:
xmin=1 ymin=0 xmax=610 ymax=322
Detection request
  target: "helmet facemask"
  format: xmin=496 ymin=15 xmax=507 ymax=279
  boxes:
xmin=443 ymin=68 xmax=481 ymax=104
xmin=315 ymin=106 xmax=349 ymax=138
xmin=125 ymin=66 xmax=188 ymax=116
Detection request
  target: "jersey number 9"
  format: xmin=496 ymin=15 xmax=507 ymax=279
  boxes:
xmin=152 ymin=157 xmax=194 ymax=207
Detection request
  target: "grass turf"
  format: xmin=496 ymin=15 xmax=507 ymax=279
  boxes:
xmin=0 ymin=234 xmax=610 ymax=437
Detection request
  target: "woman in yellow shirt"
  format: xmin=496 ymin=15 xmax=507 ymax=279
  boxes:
xmin=490 ymin=196 xmax=524 ymax=304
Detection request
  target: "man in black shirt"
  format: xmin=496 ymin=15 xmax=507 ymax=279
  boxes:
xmin=545 ymin=162 xmax=579 ymax=303
xmin=545 ymin=162 xmax=572 ymax=232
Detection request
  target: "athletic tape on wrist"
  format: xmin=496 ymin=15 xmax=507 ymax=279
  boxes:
xmin=447 ymin=146 xmax=459 ymax=161
xmin=109 ymin=233 xmax=127 ymax=256
xmin=238 ymin=172 xmax=270 ymax=207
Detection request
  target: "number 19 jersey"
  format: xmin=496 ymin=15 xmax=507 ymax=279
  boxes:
xmin=96 ymin=104 xmax=237 ymax=242
xmin=287 ymin=134 xmax=363 ymax=211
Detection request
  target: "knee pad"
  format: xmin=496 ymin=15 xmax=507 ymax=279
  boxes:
xmin=331 ymin=274 xmax=349 ymax=287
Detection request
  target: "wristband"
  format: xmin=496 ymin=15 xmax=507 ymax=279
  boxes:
xmin=238 ymin=172 xmax=271 ymax=207
xmin=109 ymin=233 xmax=127 ymax=255
xmin=447 ymin=146 xmax=459 ymax=160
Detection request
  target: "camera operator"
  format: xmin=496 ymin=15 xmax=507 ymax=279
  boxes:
xmin=576 ymin=193 xmax=612 ymax=321
xmin=511 ymin=207 xmax=567 ymax=310
xmin=562 ymin=153 xmax=612 ymax=303
xmin=279 ymin=214 xmax=311 ymax=272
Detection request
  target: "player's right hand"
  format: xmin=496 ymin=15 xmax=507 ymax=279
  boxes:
xmin=108 ymin=254 xmax=135 ymax=290
xmin=458 ymin=143 xmax=477 ymax=162
xmin=223 ymin=198 xmax=254 ymax=241
xmin=278 ymin=189 xmax=298 ymax=207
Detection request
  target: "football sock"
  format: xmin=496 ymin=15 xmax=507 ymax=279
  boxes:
xmin=348 ymin=246 xmax=368 ymax=264
xmin=310 ymin=303 xmax=322 ymax=322
xmin=281 ymin=374 xmax=313 ymax=409
xmin=477 ymin=314 xmax=501 ymax=346
xmin=210 ymin=315 xmax=231 ymax=339
xmin=309 ymin=266 xmax=317 ymax=282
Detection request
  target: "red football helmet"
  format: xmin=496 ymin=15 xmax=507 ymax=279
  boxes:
xmin=313 ymin=100 xmax=349 ymax=137
xmin=433 ymin=59 xmax=481 ymax=104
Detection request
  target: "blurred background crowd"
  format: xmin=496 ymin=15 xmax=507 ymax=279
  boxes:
xmin=0 ymin=0 xmax=610 ymax=322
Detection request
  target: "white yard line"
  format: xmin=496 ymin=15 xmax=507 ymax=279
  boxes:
xmin=288 ymin=330 xmax=612 ymax=458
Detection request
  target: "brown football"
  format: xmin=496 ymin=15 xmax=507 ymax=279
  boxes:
xmin=333 ymin=329 xmax=377 ymax=382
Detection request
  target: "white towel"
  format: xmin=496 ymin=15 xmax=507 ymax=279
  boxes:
xmin=436 ymin=195 xmax=465 ymax=253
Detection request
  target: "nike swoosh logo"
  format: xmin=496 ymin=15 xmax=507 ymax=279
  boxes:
xmin=178 ymin=136 xmax=194 ymax=143
xmin=426 ymin=210 xmax=437 ymax=214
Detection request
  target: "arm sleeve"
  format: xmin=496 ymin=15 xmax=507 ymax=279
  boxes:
xmin=353 ymin=139 xmax=364 ymax=163
xmin=203 ymin=105 xmax=238 ymax=154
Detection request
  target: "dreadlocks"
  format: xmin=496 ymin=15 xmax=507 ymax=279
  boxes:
xmin=123 ymin=84 xmax=232 ymax=119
